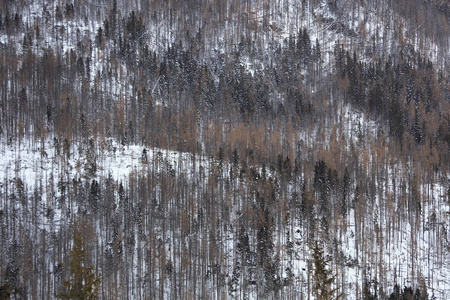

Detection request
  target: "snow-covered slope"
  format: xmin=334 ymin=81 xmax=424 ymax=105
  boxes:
xmin=1 ymin=0 xmax=449 ymax=299
xmin=1 ymin=129 xmax=449 ymax=299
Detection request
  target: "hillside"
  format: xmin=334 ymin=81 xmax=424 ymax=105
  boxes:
xmin=0 ymin=0 xmax=449 ymax=299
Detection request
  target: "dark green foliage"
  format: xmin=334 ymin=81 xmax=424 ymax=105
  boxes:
xmin=388 ymin=284 xmax=428 ymax=300
xmin=85 ymin=139 xmax=97 ymax=177
xmin=0 ymin=281 xmax=12 ymax=300
xmin=125 ymin=11 xmax=145 ymax=44
xmin=313 ymin=160 xmax=332 ymax=219
xmin=301 ymin=182 xmax=315 ymax=226
xmin=312 ymin=241 xmax=339 ymax=300
xmin=141 ymin=148 xmax=148 ymax=163
xmin=334 ymin=44 xmax=445 ymax=146
xmin=389 ymin=284 xmax=401 ymax=300
xmin=56 ymin=229 xmax=101 ymax=300
xmin=363 ymin=280 xmax=377 ymax=300
xmin=89 ymin=180 xmax=100 ymax=212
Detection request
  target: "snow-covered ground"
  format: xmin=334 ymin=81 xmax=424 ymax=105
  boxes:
xmin=1 ymin=131 xmax=449 ymax=298
xmin=0 ymin=0 xmax=449 ymax=298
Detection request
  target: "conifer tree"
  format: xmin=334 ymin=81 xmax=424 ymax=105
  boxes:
xmin=312 ymin=240 xmax=339 ymax=300
xmin=0 ymin=281 xmax=12 ymax=300
xmin=56 ymin=229 xmax=101 ymax=300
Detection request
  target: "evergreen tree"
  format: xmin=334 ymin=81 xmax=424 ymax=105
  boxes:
xmin=0 ymin=281 xmax=12 ymax=300
xmin=312 ymin=240 xmax=339 ymax=300
xmin=363 ymin=280 xmax=377 ymax=300
xmin=389 ymin=284 xmax=401 ymax=300
xmin=56 ymin=229 xmax=101 ymax=300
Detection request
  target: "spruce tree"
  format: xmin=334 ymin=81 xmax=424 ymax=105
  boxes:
xmin=57 ymin=229 xmax=101 ymax=300
xmin=312 ymin=240 xmax=339 ymax=300
xmin=0 ymin=281 xmax=12 ymax=300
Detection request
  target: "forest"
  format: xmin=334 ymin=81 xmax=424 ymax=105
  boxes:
xmin=0 ymin=0 xmax=449 ymax=299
